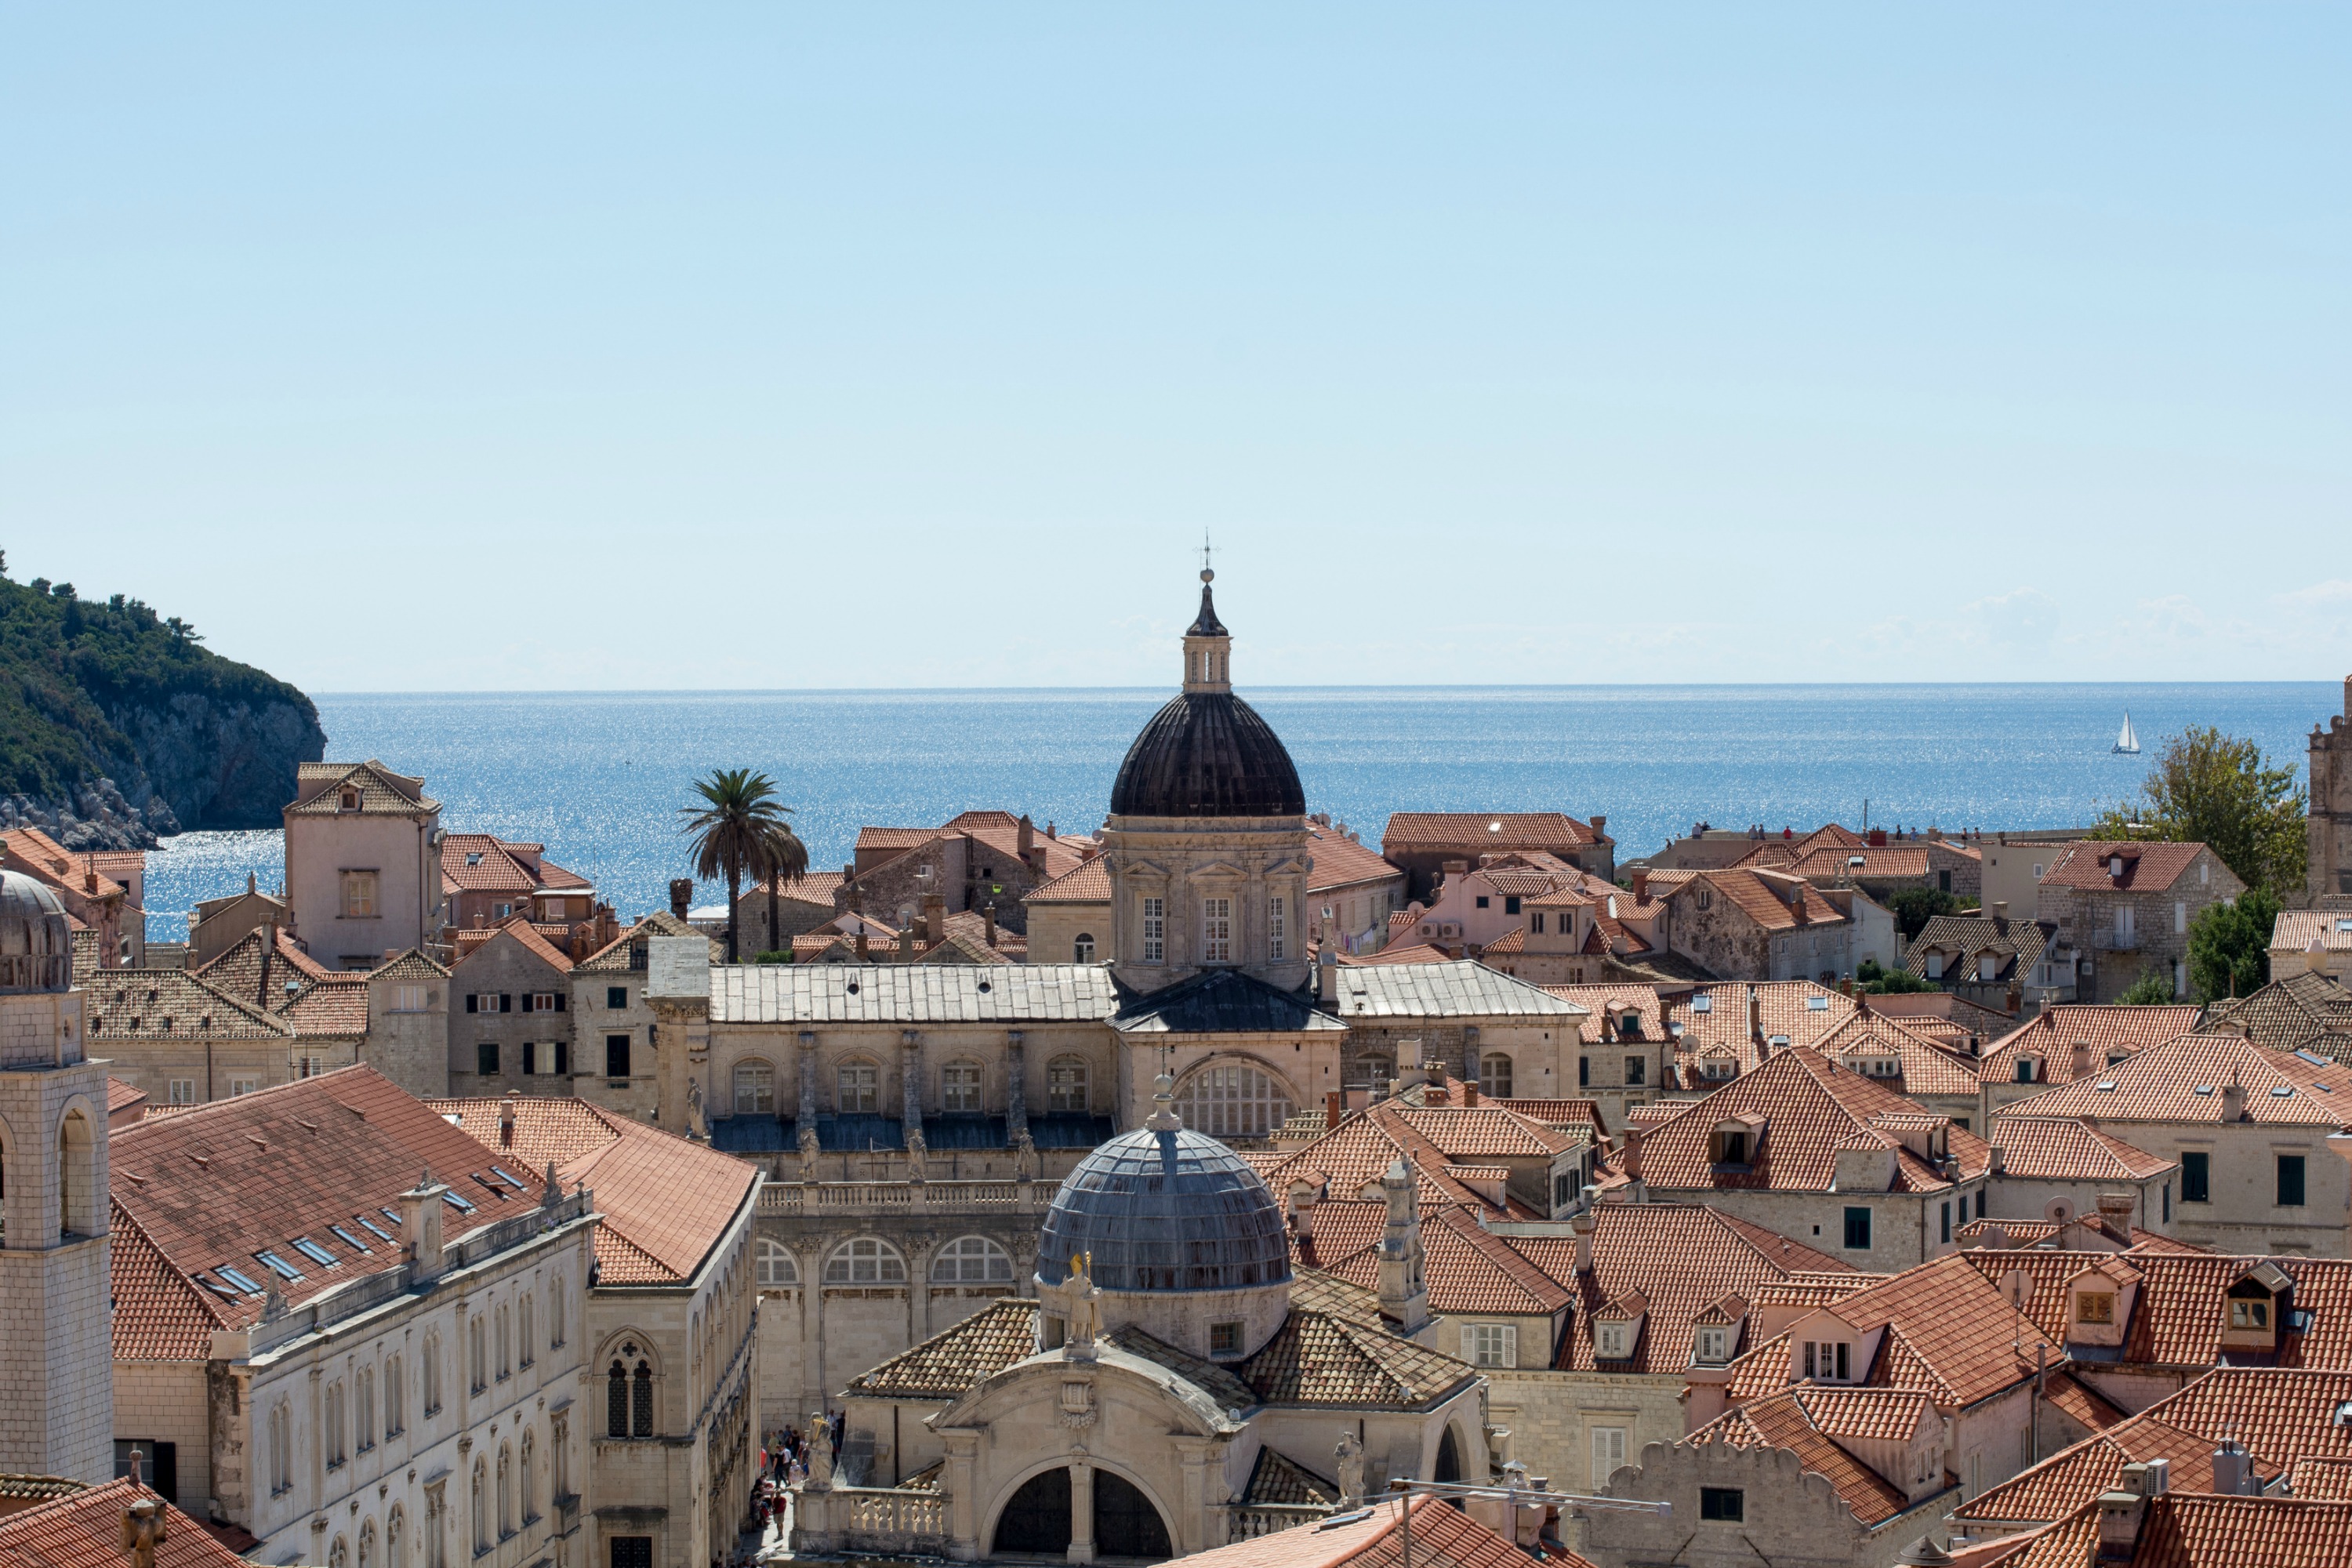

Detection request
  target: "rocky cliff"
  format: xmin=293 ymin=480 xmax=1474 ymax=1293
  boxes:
xmin=0 ymin=569 xmax=326 ymax=849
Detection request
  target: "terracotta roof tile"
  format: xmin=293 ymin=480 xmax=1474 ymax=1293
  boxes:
xmin=1981 ymin=1005 xmax=2205 ymax=1086
xmin=1812 ymin=1010 xmax=1985 ymax=1097
xmin=287 ymin=760 xmax=437 ymax=817
xmin=1381 ymin=813 xmax=1606 ymax=851
xmin=1240 ymin=1446 xmax=1338 ymax=1506
xmin=1308 ymin=827 xmax=1403 ymax=894
xmin=2200 ymin=970 xmax=2352 ymax=1059
xmin=1985 ymin=1115 xmax=2177 ymax=1181
xmin=1238 ymin=1308 xmax=1478 ymax=1408
xmin=2131 ymin=1491 xmax=2352 ymax=1566
xmin=1316 ymin=1203 xmax=1573 ymax=1316
xmin=1171 ymin=1494 xmax=1593 ymax=1568
xmin=2039 ymin=840 xmax=2215 ymax=893
xmin=2273 ymin=911 xmax=2352 ymax=954
xmin=2002 ymin=1033 xmax=2352 ymax=1129
xmin=841 ymin=1298 xmax=1040 ymax=1399
xmin=1686 ymin=1388 xmax=1915 ymax=1524
xmin=0 ymin=1479 xmax=257 ymax=1568
xmin=1023 ymin=857 xmax=1112 ymax=904
xmin=87 ymin=967 xmax=292 ymax=1043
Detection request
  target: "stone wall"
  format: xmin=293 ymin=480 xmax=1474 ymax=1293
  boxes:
xmin=447 ymin=935 xmax=576 ymax=1094
xmin=1482 ymin=1367 xmax=1686 ymax=1497
xmin=2037 ymin=850 xmax=2245 ymax=1003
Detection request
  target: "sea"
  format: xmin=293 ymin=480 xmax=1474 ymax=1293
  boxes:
xmin=136 ymin=683 xmax=2336 ymax=935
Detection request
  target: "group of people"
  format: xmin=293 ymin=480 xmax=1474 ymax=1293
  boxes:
xmin=748 ymin=1414 xmax=846 ymax=1542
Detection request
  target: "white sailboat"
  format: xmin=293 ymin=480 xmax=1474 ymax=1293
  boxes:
xmin=2112 ymin=712 xmax=2140 ymax=755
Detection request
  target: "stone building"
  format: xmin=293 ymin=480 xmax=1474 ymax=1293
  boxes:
xmin=2 ymin=828 xmax=132 ymax=972
xmin=2034 ymin=841 xmax=2245 ymax=1003
xmin=449 ymin=920 xmax=581 ymax=1097
xmin=1902 ymin=908 xmax=2067 ymax=1011
xmin=430 ymin=1096 xmax=762 ymax=1568
xmin=187 ymin=877 xmax=292 ymax=970
xmin=1382 ymin=813 xmax=1617 ymax=901
xmin=568 ymin=914 xmax=714 ymax=1121
xmin=1972 ymin=1003 xmax=2201 ymax=1126
xmin=790 ymin=1079 xmax=1492 ymax=1563
xmin=283 ymin=761 xmax=448 ymax=970
xmin=1656 ymin=869 xmax=1855 ymax=984
xmin=441 ymin=834 xmax=597 ymax=935
xmin=107 ymin=1067 xmax=598 ymax=1568
xmin=0 ymin=869 xmax=112 ymax=1484
xmin=837 ymin=813 xmax=1092 ymax=942
xmin=2310 ymin=675 xmax=2352 ymax=898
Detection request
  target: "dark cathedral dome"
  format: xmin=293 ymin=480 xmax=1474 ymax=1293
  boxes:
xmin=1108 ymin=692 xmax=1305 ymax=818
xmin=1108 ymin=576 xmax=1303 ymax=818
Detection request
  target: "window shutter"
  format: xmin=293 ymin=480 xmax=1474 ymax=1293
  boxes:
xmin=465 ymin=994 xmax=477 ymax=1014
xmin=500 ymin=993 xmax=512 ymax=1013
xmin=554 ymin=993 xmax=565 ymax=1012
xmin=1461 ymin=1327 xmax=1476 ymax=1361
xmin=1502 ymin=1326 xmax=1517 ymax=1364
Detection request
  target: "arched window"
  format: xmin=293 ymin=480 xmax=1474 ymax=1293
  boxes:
xmin=930 ymin=1236 xmax=1014 ymax=1284
xmin=520 ymin=1431 xmax=538 ymax=1525
xmin=423 ymin=1333 xmax=442 ymax=1416
xmin=471 ymin=1460 xmax=488 ymax=1553
xmin=358 ymin=1520 xmax=376 ymax=1568
xmin=518 ymin=1295 xmax=534 ymax=1368
xmin=495 ymin=1444 xmax=513 ymax=1539
xmin=734 ymin=1060 xmax=776 ymax=1115
xmin=330 ymin=1537 xmax=349 ymax=1568
xmin=1176 ymin=1064 xmax=1294 ymax=1139
xmin=268 ymin=1403 xmax=292 ymax=1495
xmin=386 ymin=1353 xmax=404 ymax=1438
xmin=357 ymin=1367 xmax=376 ymax=1452
xmin=1479 ymin=1053 xmax=1515 ymax=1098
xmin=606 ymin=1343 xmax=655 ymax=1438
xmin=633 ymin=1363 xmax=654 ymax=1436
xmin=495 ymin=1304 xmax=510 ymax=1380
xmin=823 ymin=1236 xmax=907 ymax=1284
xmin=757 ymin=1239 xmax=798 ymax=1287
xmin=941 ymin=1061 xmax=983 ymax=1114
xmin=837 ymin=1059 xmax=880 ymax=1114
xmin=57 ymin=1109 xmax=96 ymax=1238
xmin=1046 ymin=1056 xmax=1089 ymax=1114
xmin=387 ymin=1509 xmax=405 ymax=1568
xmin=1073 ymin=933 xmax=1096 ymax=962
xmin=549 ymin=1283 xmax=565 ymax=1349
xmin=469 ymin=1316 xmax=487 ymax=1392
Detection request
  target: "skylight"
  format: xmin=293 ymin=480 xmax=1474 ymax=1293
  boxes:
xmin=357 ymin=1215 xmax=395 ymax=1243
xmin=1692 ymin=996 xmax=1713 ymax=1013
xmin=197 ymin=1274 xmax=241 ymax=1300
xmin=379 ymin=1207 xmax=403 ymax=1225
xmin=2272 ymin=1086 xmax=2296 ymax=1098
xmin=216 ymin=1265 xmax=263 ymax=1294
xmin=330 ymin=1225 xmax=372 ymax=1254
xmin=256 ymin=1250 xmax=303 ymax=1281
xmin=490 ymin=1166 xmax=528 ymax=1189
xmin=2095 ymin=1081 xmax=2117 ymax=1092
xmin=2194 ymin=1085 xmax=2214 ymax=1095
xmin=1806 ymin=996 xmax=1829 ymax=1011
xmin=292 ymin=1238 xmax=337 ymax=1267
xmin=443 ymin=1191 xmax=476 ymax=1213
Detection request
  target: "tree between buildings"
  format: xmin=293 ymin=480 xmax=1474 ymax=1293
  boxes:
xmin=2089 ymin=725 xmax=2307 ymax=895
xmin=680 ymin=768 xmax=798 ymax=964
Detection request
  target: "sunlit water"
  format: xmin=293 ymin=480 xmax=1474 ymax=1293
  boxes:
xmin=138 ymin=684 xmax=2332 ymax=935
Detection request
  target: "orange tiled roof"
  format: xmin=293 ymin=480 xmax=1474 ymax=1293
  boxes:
xmin=1779 ymin=845 xmax=1933 ymax=882
xmin=1614 ymin=1047 xmax=1984 ymax=1195
xmin=110 ymin=1067 xmax=550 ymax=1345
xmin=287 ymin=760 xmax=437 ymax=818
xmin=2001 ymin=1033 xmax=2352 ymax=1129
xmin=1169 ymin=1493 xmax=1594 ymax=1568
xmin=1348 ymin=942 xmax=1457 ymax=967
xmin=1314 ymin=1203 xmax=1572 ymax=1316
xmin=1980 ymin=1005 xmax=2204 ymax=1087
xmin=2040 ymin=840 xmax=2215 ymax=893
xmin=1986 ymin=1115 xmax=2177 ymax=1181
xmin=1308 ymin=826 xmax=1403 ymax=893
xmin=1811 ymin=1010 xmax=1984 ymax=1098
xmin=0 ymin=827 xmax=128 ymax=899
xmin=1381 ymin=812 xmax=1608 ymax=851
xmin=1959 ymin=1250 xmax=2352 ymax=1373
xmin=1238 ymin=1308 xmax=1478 ymax=1409
xmin=1503 ymin=1205 xmax=1848 ymax=1375
xmin=0 ymin=1478 xmax=258 ymax=1568
xmin=1023 ymin=857 xmax=1111 ymax=904
xmin=430 ymin=1095 xmax=756 ymax=1284
xmin=1666 ymin=981 xmax=1857 ymax=1066
xmin=87 ymin=967 xmax=292 ymax=1043
xmin=2129 ymin=1491 xmax=2352 ymax=1567
xmin=842 ymin=1298 xmax=1041 ymax=1400
xmin=743 ymin=869 xmax=846 ymax=904
xmin=1260 ymin=1101 xmax=1578 ymax=1220
xmin=1672 ymin=869 xmax=1850 ymax=933
xmin=1687 ymin=1387 xmax=1918 ymax=1524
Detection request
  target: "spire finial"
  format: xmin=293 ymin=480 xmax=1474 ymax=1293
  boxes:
xmin=1200 ymin=532 xmax=1214 ymax=583
xmin=1146 ymin=1046 xmax=1181 ymax=1131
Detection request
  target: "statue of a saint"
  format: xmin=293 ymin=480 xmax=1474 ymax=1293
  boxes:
xmin=1334 ymin=1431 xmax=1365 ymax=1506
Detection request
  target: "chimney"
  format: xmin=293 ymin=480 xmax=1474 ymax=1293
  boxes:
xmin=1289 ymin=1178 xmax=1320 ymax=1241
xmin=260 ymin=922 xmax=275 ymax=955
xmin=1318 ymin=949 xmax=1338 ymax=1004
xmin=2222 ymin=1078 xmax=2247 ymax=1123
xmin=2210 ymin=1439 xmax=2252 ymax=1496
xmin=2005 ymin=980 xmax=2023 ymax=1014
xmin=1017 ymin=814 xmax=1036 ymax=858
xmin=897 ymin=922 xmax=916 ymax=960
xmin=2096 ymin=1470 xmax=2151 ymax=1555
xmin=499 ymin=1092 xmax=519 ymax=1147
xmin=1572 ymin=1202 xmax=1595 ymax=1274
xmin=1622 ymin=1128 xmax=1645 ymax=1196
xmin=1589 ymin=815 xmax=1606 ymax=837
xmin=1867 ymin=828 xmax=1888 ymax=848
xmin=1748 ymin=985 xmax=1762 ymax=1040
xmin=1325 ymin=1090 xmax=1343 ymax=1130
xmin=2097 ymin=1191 xmax=2136 ymax=1230
xmin=921 ymin=891 xmax=946 ymax=946
xmin=247 ymin=871 xmax=258 ymax=895
xmin=983 ymin=902 xmax=998 ymax=948
xmin=1375 ymin=1158 xmax=1429 ymax=1334
xmin=2310 ymin=939 xmax=2332 ymax=975
xmin=855 ymin=929 xmax=870 ymax=961
xmin=1992 ymin=900 xmax=2009 ymax=921
xmin=399 ymin=1168 xmax=448 ymax=1285
xmin=669 ymin=878 xmax=693 ymax=920
xmin=2071 ymin=1039 xmax=2091 ymax=1079
xmin=1464 ymin=1079 xmax=1480 ymax=1108
xmin=1632 ymin=870 xmax=1649 ymax=903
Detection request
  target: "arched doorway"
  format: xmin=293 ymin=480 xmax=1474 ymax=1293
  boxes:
xmin=1093 ymin=1471 xmax=1171 ymax=1560
xmin=992 ymin=1468 xmax=1071 ymax=1556
xmin=1434 ymin=1425 xmax=1464 ymax=1484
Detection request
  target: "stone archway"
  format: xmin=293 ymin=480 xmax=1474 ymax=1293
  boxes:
xmin=1434 ymin=1425 xmax=1464 ymax=1485
xmin=991 ymin=1467 xmax=1071 ymax=1556
xmin=1092 ymin=1470 xmax=1171 ymax=1560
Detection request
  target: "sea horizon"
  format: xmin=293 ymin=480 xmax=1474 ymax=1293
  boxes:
xmin=140 ymin=681 xmax=2338 ymax=937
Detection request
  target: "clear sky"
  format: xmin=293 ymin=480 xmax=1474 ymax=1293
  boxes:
xmin=6 ymin=5 xmax=2348 ymax=691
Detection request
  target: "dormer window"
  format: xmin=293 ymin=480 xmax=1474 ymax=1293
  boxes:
xmin=1802 ymin=1341 xmax=1850 ymax=1381
xmin=2230 ymin=1297 xmax=2270 ymax=1331
xmin=2016 ymin=1058 xmax=2041 ymax=1083
xmin=1595 ymin=1323 xmax=1632 ymax=1359
xmin=1923 ymin=953 xmax=1944 ymax=980
xmin=2076 ymin=1290 xmax=2115 ymax=1325
xmin=2109 ymin=856 xmax=2125 ymax=877
xmin=1691 ymin=995 xmax=1713 ymax=1014
xmin=1712 ymin=1130 xmax=1749 ymax=1166
xmin=340 ymin=789 xmax=360 ymax=811
xmin=1695 ymin=1327 xmax=1730 ymax=1364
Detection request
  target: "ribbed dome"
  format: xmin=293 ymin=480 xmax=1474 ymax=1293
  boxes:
xmin=1036 ymin=1125 xmax=1293 ymax=1293
xmin=1109 ymin=693 xmax=1305 ymax=818
xmin=0 ymin=869 xmax=73 ymax=993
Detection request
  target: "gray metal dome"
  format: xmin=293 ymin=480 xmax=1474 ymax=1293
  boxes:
xmin=1036 ymin=1123 xmax=1293 ymax=1293
xmin=0 ymin=869 xmax=73 ymax=993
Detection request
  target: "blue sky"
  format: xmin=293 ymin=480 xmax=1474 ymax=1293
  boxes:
xmin=6 ymin=5 xmax=2348 ymax=691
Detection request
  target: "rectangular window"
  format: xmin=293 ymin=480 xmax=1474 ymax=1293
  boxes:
xmin=1142 ymin=897 xmax=1165 ymax=964
xmin=524 ymin=1040 xmax=539 ymax=1076
xmin=838 ymin=1062 xmax=879 ymax=1113
xmin=605 ymin=1034 xmax=631 ymax=1078
xmin=2117 ymin=906 xmax=2135 ymax=945
xmin=1698 ymin=1488 xmax=1744 ymax=1523
xmin=1504 ymin=895 xmax=1522 ymax=916
xmin=477 ymin=1042 xmax=499 ymax=1078
xmin=1578 ymin=1055 xmax=1590 ymax=1087
xmin=2279 ymin=1155 xmax=2307 ymax=1208
xmin=1843 ymin=1206 xmax=1872 ymax=1250
xmin=2183 ymin=1152 xmax=2210 ymax=1203
xmin=341 ymin=870 xmax=379 ymax=919
xmin=1203 ymin=897 xmax=1232 ymax=963
xmin=1624 ymin=1055 xmax=1646 ymax=1086
xmin=525 ymin=992 xmax=559 ymax=1013
xmin=392 ymin=985 xmax=427 ymax=1012
xmin=230 ymin=1076 xmax=260 ymax=1096
xmin=168 ymin=1079 xmax=197 ymax=1105
xmin=2077 ymin=1291 xmax=2115 ymax=1324
xmin=1590 ymin=1427 xmax=1627 ymax=1487
xmin=1461 ymin=1324 xmax=1516 ymax=1367
xmin=2163 ymin=1183 xmax=2172 ymax=1223
xmin=1209 ymin=1321 xmax=1241 ymax=1357
xmin=942 ymin=1062 xmax=982 ymax=1113
xmin=2175 ymin=901 xmax=2187 ymax=935
xmin=607 ymin=985 xmax=628 ymax=1009
xmin=1530 ymin=913 xmax=1544 ymax=934
xmin=1696 ymin=1327 xmax=1729 ymax=1363
xmin=1269 ymin=895 xmax=1286 ymax=961
xmin=1475 ymin=895 xmax=1490 ymax=909
xmin=296 ymin=1054 xmax=324 ymax=1078
xmin=1940 ymin=1201 xmax=1952 ymax=1243
xmin=1924 ymin=953 xmax=1944 ymax=979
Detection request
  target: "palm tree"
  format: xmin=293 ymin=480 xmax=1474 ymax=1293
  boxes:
xmin=758 ymin=820 xmax=811 ymax=960
xmin=679 ymin=768 xmax=796 ymax=962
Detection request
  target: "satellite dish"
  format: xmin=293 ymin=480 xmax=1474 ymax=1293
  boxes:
xmin=2045 ymin=1198 xmax=2074 ymax=1224
xmin=1999 ymin=1269 xmax=2033 ymax=1311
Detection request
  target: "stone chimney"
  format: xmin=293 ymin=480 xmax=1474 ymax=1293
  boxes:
xmin=1622 ymin=1129 xmax=1646 ymax=1201
xmin=399 ymin=1168 xmax=449 ymax=1285
xmin=1572 ymin=1202 xmax=1596 ymax=1274
xmin=1318 ymin=949 xmax=1338 ymax=1004
xmin=669 ymin=878 xmax=694 ymax=920
xmin=1018 ymin=814 xmax=1036 ymax=860
xmin=2209 ymin=1439 xmax=2252 ymax=1496
xmin=1463 ymin=1079 xmax=1480 ymax=1108
xmin=1589 ymin=815 xmax=1606 ymax=839
xmin=1289 ymin=1176 xmax=1321 ymax=1241
xmin=1324 ymin=1090 xmax=1342 ymax=1130
xmin=1632 ymin=869 xmax=1649 ymax=903
xmin=2096 ymin=1191 xmax=2136 ymax=1231
xmin=2222 ymin=1077 xmax=2247 ymax=1123
xmin=897 ymin=922 xmax=916 ymax=960
xmin=1991 ymin=900 xmax=2009 ymax=921
xmin=1375 ymin=1158 xmax=1428 ymax=1334
xmin=499 ymin=1091 xmax=519 ymax=1149
xmin=2310 ymin=939 xmax=2332 ymax=975
xmin=1747 ymin=985 xmax=1762 ymax=1040
xmin=2071 ymin=1039 xmax=2091 ymax=1080
xmin=921 ymin=892 xmax=946 ymax=946
xmin=983 ymin=902 xmax=998 ymax=948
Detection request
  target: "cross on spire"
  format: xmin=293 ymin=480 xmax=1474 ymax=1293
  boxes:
xmin=1199 ymin=532 xmax=1214 ymax=582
